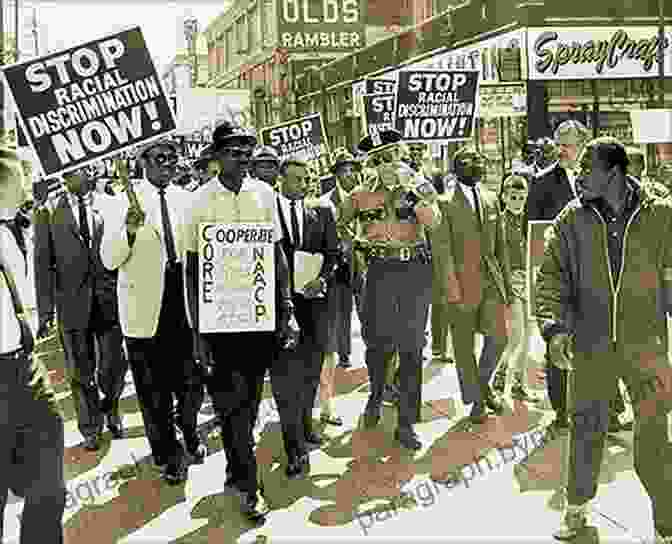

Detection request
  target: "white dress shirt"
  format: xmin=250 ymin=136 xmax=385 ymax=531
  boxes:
xmin=277 ymin=195 xmax=304 ymax=248
xmin=458 ymin=181 xmax=483 ymax=222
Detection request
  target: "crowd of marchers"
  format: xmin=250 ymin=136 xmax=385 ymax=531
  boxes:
xmin=1 ymin=118 xmax=672 ymax=543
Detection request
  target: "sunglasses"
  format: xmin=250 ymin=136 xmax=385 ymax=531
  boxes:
xmin=221 ymin=147 xmax=253 ymax=159
xmin=367 ymin=151 xmax=399 ymax=168
xmin=148 ymin=152 xmax=179 ymax=166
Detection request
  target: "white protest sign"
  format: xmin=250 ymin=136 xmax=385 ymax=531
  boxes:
xmin=199 ymin=223 xmax=276 ymax=333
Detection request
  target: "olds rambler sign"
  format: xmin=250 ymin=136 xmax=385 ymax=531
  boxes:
xmin=527 ymin=27 xmax=672 ymax=80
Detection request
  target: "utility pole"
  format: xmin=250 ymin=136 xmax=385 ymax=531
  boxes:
xmin=0 ymin=0 xmax=5 ymax=136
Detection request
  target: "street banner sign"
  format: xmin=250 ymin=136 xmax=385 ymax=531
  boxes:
xmin=362 ymin=93 xmax=396 ymax=135
xmin=260 ymin=113 xmax=331 ymax=176
xmin=1 ymin=26 xmax=177 ymax=178
xmin=394 ymin=69 xmax=480 ymax=142
xmin=527 ymin=220 xmax=554 ymax=320
xmin=198 ymin=223 xmax=276 ymax=333
xmin=277 ymin=0 xmax=365 ymax=52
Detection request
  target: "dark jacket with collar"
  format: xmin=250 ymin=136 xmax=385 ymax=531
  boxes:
xmin=34 ymin=193 xmax=118 ymax=330
xmin=536 ymin=178 xmax=672 ymax=400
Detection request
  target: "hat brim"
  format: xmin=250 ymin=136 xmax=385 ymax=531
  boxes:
xmin=330 ymin=159 xmax=356 ymax=173
xmin=211 ymin=135 xmax=258 ymax=152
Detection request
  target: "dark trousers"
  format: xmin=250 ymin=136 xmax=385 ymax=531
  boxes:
xmin=60 ymin=296 xmax=128 ymax=439
xmin=271 ymin=295 xmax=329 ymax=462
xmin=568 ymin=381 xmax=672 ymax=536
xmin=449 ymin=288 xmax=508 ymax=406
xmin=362 ymin=260 xmax=432 ymax=429
xmin=332 ymin=280 xmax=354 ymax=359
xmin=206 ymin=332 xmax=275 ymax=495
xmin=0 ymin=350 xmax=66 ymax=544
xmin=125 ymin=265 xmax=204 ymax=466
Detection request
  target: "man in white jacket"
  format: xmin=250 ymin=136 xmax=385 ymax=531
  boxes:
xmin=100 ymin=138 xmax=205 ymax=485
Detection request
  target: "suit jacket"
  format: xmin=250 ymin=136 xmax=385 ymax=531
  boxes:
xmin=276 ymin=196 xmax=339 ymax=349
xmin=527 ymin=164 xmax=575 ymax=221
xmin=100 ymin=180 xmax=192 ymax=338
xmin=436 ymin=182 xmax=512 ymax=312
xmin=34 ymin=193 xmax=118 ymax=331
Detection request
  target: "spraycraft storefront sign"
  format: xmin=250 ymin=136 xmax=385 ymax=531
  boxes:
xmin=277 ymin=0 xmax=365 ymax=52
xmin=527 ymin=26 xmax=672 ymax=80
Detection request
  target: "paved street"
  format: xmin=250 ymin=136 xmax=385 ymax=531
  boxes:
xmin=2 ymin=310 xmax=659 ymax=543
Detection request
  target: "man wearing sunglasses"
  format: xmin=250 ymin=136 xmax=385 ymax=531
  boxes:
xmin=100 ymin=138 xmax=206 ymax=485
xmin=337 ymin=129 xmax=441 ymax=451
xmin=34 ymin=165 xmax=128 ymax=452
xmin=184 ymin=121 xmax=299 ymax=522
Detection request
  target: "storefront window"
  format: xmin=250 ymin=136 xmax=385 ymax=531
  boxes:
xmin=249 ymin=4 xmax=260 ymax=52
xmin=225 ymin=29 xmax=233 ymax=71
xmin=237 ymin=14 xmax=248 ymax=53
xmin=263 ymin=0 xmax=275 ymax=45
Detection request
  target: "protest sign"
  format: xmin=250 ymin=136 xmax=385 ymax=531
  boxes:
xmin=527 ymin=221 xmax=554 ymax=319
xmin=260 ymin=113 xmax=330 ymax=177
xmin=394 ymin=70 xmax=479 ymax=142
xmin=365 ymin=78 xmax=396 ymax=95
xmin=1 ymin=26 xmax=176 ymax=178
xmin=363 ymin=93 xmax=396 ymax=135
xmin=198 ymin=223 xmax=276 ymax=333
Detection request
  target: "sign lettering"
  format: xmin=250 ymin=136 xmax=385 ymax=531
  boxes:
xmin=394 ymin=70 xmax=480 ymax=142
xmin=277 ymin=0 xmax=364 ymax=52
xmin=528 ymin=26 xmax=672 ymax=80
xmin=2 ymin=27 xmax=176 ymax=177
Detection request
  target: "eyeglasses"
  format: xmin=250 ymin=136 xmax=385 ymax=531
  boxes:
xmin=507 ymin=194 xmax=527 ymax=202
xmin=221 ymin=147 xmax=253 ymax=159
xmin=367 ymin=151 xmax=399 ymax=168
xmin=148 ymin=152 xmax=179 ymax=166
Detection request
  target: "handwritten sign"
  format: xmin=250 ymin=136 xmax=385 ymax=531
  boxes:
xmin=198 ymin=223 xmax=275 ymax=333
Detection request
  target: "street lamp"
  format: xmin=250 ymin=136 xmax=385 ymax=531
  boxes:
xmin=183 ymin=16 xmax=199 ymax=87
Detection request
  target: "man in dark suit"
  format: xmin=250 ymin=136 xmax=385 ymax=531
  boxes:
xmin=271 ymin=157 xmax=339 ymax=480
xmin=34 ymin=167 xmax=128 ymax=451
xmin=435 ymin=146 xmax=512 ymax=424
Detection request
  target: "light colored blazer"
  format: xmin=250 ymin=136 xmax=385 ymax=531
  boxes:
xmin=100 ymin=180 xmax=192 ymax=338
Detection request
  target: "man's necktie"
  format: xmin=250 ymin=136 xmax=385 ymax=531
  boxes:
xmin=158 ymin=187 xmax=178 ymax=265
xmin=77 ymin=195 xmax=91 ymax=247
xmin=471 ymin=185 xmax=482 ymax=230
xmin=290 ymin=199 xmax=301 ymax=250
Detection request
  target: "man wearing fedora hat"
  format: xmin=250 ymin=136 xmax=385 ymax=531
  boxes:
xmin=338 ymin=129 xmax=441 ymax=450
xmin=100 ymin=137 xmax=206 ymax=485
xmin=184 ymin=121 xmax=299 ymax=521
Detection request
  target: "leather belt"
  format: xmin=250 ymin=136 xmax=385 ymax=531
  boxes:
xmin=365 ymin=244 xmax=431 ymax=264
xmin=0 ymin=347 xmax=26 ymax=360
